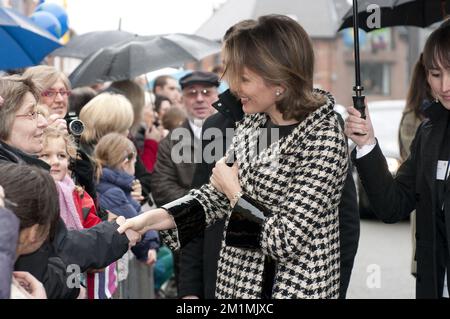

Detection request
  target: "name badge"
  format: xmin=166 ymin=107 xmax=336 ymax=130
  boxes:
xmin=436 ymin=160 xmax=450 ymax=181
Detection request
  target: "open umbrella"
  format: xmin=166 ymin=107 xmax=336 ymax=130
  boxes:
xmin=0 ymin=7 xmax=62 ymax=70
xmin=69 ymin=33 xmax=221 ymax=88
xmin=50 ymin=30 xmax=136 ymax=59
xmin=338 ymin=0 xmax=450 ymax=119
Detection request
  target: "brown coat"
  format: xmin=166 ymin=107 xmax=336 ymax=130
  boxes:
xmin=151 ymin=120 xmax=201 ymax=206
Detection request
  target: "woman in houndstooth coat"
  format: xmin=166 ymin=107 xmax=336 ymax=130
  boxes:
xmin=118 ymin=15 xmax=348 ymax=299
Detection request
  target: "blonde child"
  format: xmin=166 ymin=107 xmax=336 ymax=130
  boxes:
xmin=94 ymin=133 xmax=159 ymax=297
xmin=38 ymin=127 xmax=116 ymax=299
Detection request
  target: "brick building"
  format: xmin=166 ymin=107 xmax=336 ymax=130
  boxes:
xmin=187 ymin=0 xmax=410 ymax=106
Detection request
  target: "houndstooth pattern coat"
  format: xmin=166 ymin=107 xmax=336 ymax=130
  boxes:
xmin=162 ymin=90 xmax=348 ymax=299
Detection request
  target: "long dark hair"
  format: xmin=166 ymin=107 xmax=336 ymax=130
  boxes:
xmin=422 ymin=18 xmax=450 ymax=73
xmin=404 ymin=56 xmax=431 ymax=119
xmin=0 ymin=163 xmax=59 ymax=240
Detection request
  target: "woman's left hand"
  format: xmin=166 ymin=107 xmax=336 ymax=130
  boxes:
xmin=210 ymin=157 xmax=242 ymax=201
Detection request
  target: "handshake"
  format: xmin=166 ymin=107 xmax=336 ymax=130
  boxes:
xmin=114 ymin=208 xmax=176 ymax=246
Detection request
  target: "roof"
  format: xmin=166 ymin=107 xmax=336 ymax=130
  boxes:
xmin=195 ymin=0 xmax=351 ymax=40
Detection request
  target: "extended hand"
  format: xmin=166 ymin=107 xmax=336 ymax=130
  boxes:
xmin=117 ymin=208 xmax=175 ymax=234
xmin=116 ymin=216 xmax=141 ymax=248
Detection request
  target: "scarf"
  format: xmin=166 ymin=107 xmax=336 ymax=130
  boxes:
xmin=56 ymin=175 xmax=84 ymax=231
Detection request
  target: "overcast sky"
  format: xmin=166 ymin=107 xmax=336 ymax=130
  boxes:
xmin=46 ymin=0 xmax=227 ymax=35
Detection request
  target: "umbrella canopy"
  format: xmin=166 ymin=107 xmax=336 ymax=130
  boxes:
xmin=69 ymin=33 xmax=221 ymax=88
xmin=0 ymin=7 xmax=62 ymax=70
xmin=339 ymin=0 xmax=450 ymax=32
xmin=50 ymin=30 xmax=136 ymax=59
xmin=196 ymin=0 xmax=342 ymax=40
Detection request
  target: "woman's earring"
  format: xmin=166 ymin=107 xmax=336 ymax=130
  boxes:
xmin=275 ymin=90 xmax=282 ymax=97
xmin=435 ymin=96 xmax=439 ymax=103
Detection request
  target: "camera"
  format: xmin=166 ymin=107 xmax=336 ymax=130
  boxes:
xmin=65 ymin=111 xmax=85 ymax=137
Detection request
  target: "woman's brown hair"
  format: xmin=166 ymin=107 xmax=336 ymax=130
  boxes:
xmin=422 ymin=18 xmax=450 ymax=72
xmin=404 ymin=56 xmax=432 ymax=119
xmin=222 ymin=14 xmax=326 ymax=122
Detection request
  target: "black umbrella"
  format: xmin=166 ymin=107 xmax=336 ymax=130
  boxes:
xmin=51 ymin=30 xmax=136 ymax=59
xmin=69 ymin=33 xmax=221 ymax=88
xmin=339 ymin=0 xmax=450 ymax=119
xmin=339 ymin=0 xmax=450 ymax=32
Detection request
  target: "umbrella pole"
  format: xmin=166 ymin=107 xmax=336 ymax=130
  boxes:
xmin=352 ymin=0 xmax=366 ymax=121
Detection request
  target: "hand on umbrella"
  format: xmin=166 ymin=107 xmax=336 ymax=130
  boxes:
xmin=344 ymin=105 xmax=376 ymax=147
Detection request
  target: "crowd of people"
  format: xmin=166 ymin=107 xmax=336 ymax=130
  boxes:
xmin=0 ymin=14 xmax=449 ymax=299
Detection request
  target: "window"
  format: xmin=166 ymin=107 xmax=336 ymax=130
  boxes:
xmin=360 ymin=63 xmax=391 ymax=96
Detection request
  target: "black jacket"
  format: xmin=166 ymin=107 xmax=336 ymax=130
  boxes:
xmin=0 ymin=141 xmax=129 ymax=299
xmin=354 ymin=101 xmax=450 ymax=298
xmin=178 ymin=90 xmax=360 ymax=299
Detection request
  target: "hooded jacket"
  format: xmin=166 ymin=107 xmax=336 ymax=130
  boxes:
xmin=97 ymin=167 xmax=159 ymax=261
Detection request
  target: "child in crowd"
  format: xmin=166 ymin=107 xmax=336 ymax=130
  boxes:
xmin=94 ymin=133 xmax=159 ymax=297
xmin=38 ymin=127 xmax=117 ymax=299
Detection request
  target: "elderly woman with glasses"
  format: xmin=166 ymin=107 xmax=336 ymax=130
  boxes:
xmin=23 ymin=65 xmax=71 ymax=119
xmin=23 ymin=66 xmax=72 ymax=134
xmin=0 ymin=75 xmax=47 ymax=157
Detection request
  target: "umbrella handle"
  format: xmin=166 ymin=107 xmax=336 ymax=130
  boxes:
xmin=352 ymin=94 xmax=366 ymax=119
xmin=353 ymin=83 xmax=367 ymax=136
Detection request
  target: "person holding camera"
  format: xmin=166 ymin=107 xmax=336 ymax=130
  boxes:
xmin=24 ymin=65 xmax=98 ymax=201
xmin=23 ymin=66 xmax=71 ymax=132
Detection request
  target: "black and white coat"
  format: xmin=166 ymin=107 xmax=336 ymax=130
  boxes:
xmin=163 ymin=90 xmax=348 ymax=299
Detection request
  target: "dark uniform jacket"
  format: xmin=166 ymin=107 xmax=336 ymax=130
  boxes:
xmin=354 ymin=101 xmax=450 ymax=298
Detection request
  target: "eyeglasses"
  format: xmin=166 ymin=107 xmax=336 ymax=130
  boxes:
xmin=15 ymin=110 xmax=44 ymax=121
xmin=183 ymin=88 xmax=214 ymax=99
xmin=41 ymin=89 xmax=71 ymax=98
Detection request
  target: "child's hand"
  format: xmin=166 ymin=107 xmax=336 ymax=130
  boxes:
xmin=145 ymin=249 xmax=157 ymax=266
xmin=131 ymin=179 xmax=145 ymax=202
